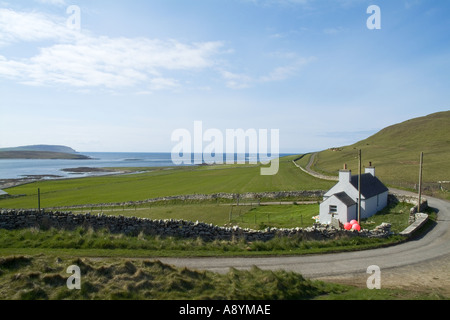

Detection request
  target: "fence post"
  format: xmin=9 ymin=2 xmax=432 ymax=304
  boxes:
xmin=38 ymin=188 xmax=41 ymax=213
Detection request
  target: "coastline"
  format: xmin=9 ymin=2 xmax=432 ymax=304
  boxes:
xmin=0 ymin=153 xmax=290 ymax=190
xmin=0 ymin=167 xmax=129 ymax=190
xmin=0 ymin=152 xmax=177 ymax=190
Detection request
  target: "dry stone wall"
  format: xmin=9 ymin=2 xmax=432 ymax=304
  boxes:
xmin=0 ymin=210 xmax=392 ymax=242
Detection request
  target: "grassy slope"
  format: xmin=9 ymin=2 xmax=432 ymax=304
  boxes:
xmin=0 ymin=255 xmax=336 ymax=300
xmin=8 ymin=254 xmax=441 ymax=301
xmin=0 ymin=155 xmax=334 ymax=209
xmin=0 ymin=253 xmax=444 ymax=300
xmin=310 ymin=111 xmax=450 ymax=187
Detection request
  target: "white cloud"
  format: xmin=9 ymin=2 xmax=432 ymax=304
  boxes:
xmin=0 ymin=8 xmax=224 ymax=90
xmin=148 ymin=78 xmax=179 ymax=91
xmin=221 ymin=56 xmax=316 ymax=89
xmin=220 ymin=70 xmax=253 ymax=89
xmin=0 ymin=7 xmax=312 ymax=92
xmin=0 ymin=8 xmax=74 ymax=46
xmin=260 ymin=57 xmax=315 ymax=82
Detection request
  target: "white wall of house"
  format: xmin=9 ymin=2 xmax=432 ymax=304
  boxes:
xmin=361 ymin=191 xmax=388 ymax=219
xmin=319 ymin=196 xmax=357 ymax=225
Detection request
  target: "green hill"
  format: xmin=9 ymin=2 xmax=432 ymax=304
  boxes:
xmin=308 ymin=111 xmax=450 ymax=193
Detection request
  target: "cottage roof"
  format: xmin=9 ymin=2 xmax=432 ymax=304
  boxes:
xmin=350 ymin=173 xmax=388 ymax=199
xmin=0 ymin=189 xmax=7 ymax=196
xmin=333 ymin=191 xmax=357 ymax=207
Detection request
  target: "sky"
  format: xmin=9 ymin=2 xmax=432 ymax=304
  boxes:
xmin=0 ymin=0 xmax=449 ymax=153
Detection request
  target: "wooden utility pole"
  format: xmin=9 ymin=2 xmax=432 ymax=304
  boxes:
xmin=418 ymin=152 xmax=424 ymax=213
xmin=358 ymin=149 xmax=362 ymax=225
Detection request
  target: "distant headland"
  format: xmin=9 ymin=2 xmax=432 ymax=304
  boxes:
xmin=0 ymin=145 xmax=91 ymax=160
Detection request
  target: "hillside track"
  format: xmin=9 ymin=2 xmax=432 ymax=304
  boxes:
xmin=293 ymin=153 xmax=338 ymax=181
xmin=160 ymin=188 xmax=450 ymax=294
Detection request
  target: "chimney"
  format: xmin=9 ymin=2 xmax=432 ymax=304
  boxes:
xmin=339 ymin=164 xmax=351 ymax=183
xmin=365 ymin=162 xmax=376 ymax=177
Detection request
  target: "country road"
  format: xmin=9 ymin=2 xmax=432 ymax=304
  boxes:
xmin=160 ymin=188 xmax=450 ymax=294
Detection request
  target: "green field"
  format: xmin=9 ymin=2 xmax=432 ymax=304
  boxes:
xmin=0 ymin=155 xmax=334 ymax=209
xmin=230 ymin=204 xmax=319 ymax=230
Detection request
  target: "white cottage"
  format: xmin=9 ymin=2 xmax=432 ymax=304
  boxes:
xmin=319 ymin=164 xmax=388 ymax=225
xmin=0 ymin=189 xmax=7 ymax=196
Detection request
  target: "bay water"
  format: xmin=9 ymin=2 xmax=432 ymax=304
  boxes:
xmin=0 ymin=152 xmax=290 ymax=180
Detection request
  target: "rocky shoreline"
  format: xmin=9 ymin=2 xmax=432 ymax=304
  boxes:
xmin=0 ymin=168 xmax=125 ymax=190
xmin=0 ymin=176 xmax=61 ymax=190
xmin=61 ymin=167 xmax=117 ymax=174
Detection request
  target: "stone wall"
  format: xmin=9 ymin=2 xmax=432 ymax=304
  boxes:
xmin=44 ymin=191 xmax=325 ymax=211
xmin=0 ymin=210 xmax=392 ymax=242
xmin=388 ymin=192 xmax=428 ymax=216
xmin=399 ymin=213 xmax=429 ymax=238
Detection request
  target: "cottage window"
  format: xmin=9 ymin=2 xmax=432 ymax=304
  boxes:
xmin=329 ymin=205 xmax=338 ymax=214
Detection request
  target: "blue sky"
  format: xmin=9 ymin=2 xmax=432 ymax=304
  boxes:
xmin=0 ymin=0 xmax=449 ymax=153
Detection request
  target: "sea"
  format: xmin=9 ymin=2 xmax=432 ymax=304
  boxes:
xmin=0 ymin=152 xmax=294 ymax=181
